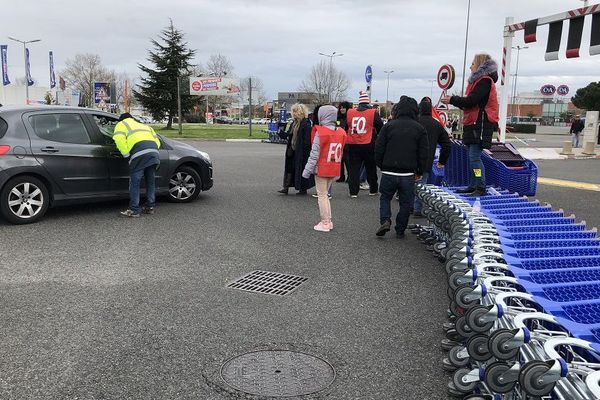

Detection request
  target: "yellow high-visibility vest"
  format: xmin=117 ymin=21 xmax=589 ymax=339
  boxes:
xmin=112 ymin=118 xmax=160 ymax=157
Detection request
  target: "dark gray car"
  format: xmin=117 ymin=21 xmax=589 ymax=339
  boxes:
xmin=0 ymin=105 xmax=213 ymax=224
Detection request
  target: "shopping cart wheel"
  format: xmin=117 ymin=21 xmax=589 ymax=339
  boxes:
xmin=448 ymin=271 xmax=470 ymax=291
xmin=449 ymin=301 xmax=466 ymax=317
xmin=466 ymin=334 xmax=491 ymax=362
xmin=455 ymin=286 xmax=478 ymax=309
xmin=488 ymin=329 xmax=520 ymax=360
xmin=465 ymin=305 xmax=494 ymax=333
xmin=448 ymin=345 xmax=470 ymax=368
xmin=485 ymin=361 xmax=516 ymax=394
xmin=452 ymin=368 xmax=478 ymax=393
xmin=455 ymin=315 xmax=476 ymax=339
xmin=519 ymin=361 xmax=556 ymax=397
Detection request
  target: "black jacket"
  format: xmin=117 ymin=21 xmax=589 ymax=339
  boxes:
xmin=375 ymin=98 xmax=428 ymax=174
xmin=450 ymin=68 xmax=498 ymax=149
xmin=349 ymin=103 xmax=384 ymax=146
xmin=418 ymin=101 xmax=452 ymax=172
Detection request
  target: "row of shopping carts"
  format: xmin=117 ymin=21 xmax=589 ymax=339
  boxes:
xmin=411 ymin=184 xmax=600 ymax=399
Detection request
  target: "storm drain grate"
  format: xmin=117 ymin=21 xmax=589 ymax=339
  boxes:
xmin=227 ymin=270 xmax=308 ymax=296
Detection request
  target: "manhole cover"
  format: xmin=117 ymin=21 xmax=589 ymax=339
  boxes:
xmin=227 ymin=270 xmax=308 ymax=296
xmin=220 ymin=350 xmax=335 ymax=397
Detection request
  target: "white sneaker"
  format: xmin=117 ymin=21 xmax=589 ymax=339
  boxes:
xmin=368 ymin=192 xmax=378 ymax=196
xmin=359 ymin=183 xmax=370 ymax=190
xmin=313 ymin=194 xmax=333 ymax=199
xmin=313 ymin=221 xmax=331 ymax=232
xmin=350 ymin=195 xmax=358 ymax=198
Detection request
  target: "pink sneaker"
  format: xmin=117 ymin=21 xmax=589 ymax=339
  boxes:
xmin=313 ymin=221 xmax=331 ymax=232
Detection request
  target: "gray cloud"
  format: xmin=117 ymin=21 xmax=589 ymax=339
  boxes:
xmin=3 ymin=0 xmax=599 ymax=103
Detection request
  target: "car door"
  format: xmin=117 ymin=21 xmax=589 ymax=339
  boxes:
xmin=85 ymin=112 xmax=170 ymax=194
xmin=25 ymin=111 xmax=110 ymax=196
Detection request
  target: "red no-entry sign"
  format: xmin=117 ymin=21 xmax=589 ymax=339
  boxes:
xmin=437 ymin=64 xmax=456 ymax=90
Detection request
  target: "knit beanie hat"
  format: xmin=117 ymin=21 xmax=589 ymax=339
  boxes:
xmin=358 ymin=91 xmax=370 ymax=104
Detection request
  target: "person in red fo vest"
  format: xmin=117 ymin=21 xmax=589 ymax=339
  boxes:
xmin=441 ymin=53 xmax=499 ymax=197
xmin=302 ymin=105 xmax=346 ymax=232
xmin=345 ymin=91 xmax=384 ymax=197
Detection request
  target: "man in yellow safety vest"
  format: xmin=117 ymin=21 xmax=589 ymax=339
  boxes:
xmin=113 ymin=113 xmax=161 ymax=217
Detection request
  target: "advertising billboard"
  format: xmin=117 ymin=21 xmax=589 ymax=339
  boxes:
xmin=189 ymin=77 xmax=241 ymax=96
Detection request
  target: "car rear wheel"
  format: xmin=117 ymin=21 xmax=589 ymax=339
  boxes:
xmin=168 ymin=166 xmax=201 ymax=203
xmin=1 ymin=176 xmax=50 ymax=224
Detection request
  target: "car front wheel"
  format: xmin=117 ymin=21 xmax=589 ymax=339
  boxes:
xmin=1 ymin=176 xmax=50 ymax=224
xmin=167 ymin=166 xmax=201 ymax=203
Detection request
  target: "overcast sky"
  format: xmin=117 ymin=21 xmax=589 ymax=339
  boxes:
xmin=3 ymin=0 xmax=599 ymax=103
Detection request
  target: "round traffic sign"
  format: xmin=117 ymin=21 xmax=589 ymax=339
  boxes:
xmin=365 ymin=65 xmax=373 ymax=84
xmin=438 ymin=111 xmax=448 ymax=127
xmin=437 ymin=64 xmax=455 ymax=90
xmin=192 ymin=80 xmax=203 ymax=92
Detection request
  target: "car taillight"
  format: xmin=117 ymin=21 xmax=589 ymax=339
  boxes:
xmin=0 ymin=145 xmax=10 ymax=156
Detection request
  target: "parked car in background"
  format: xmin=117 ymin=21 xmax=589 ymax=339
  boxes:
xmin=215 ymin=116 xmax=234 ymax=124
xmin=0 ymin=106 xmax=213 ymax=224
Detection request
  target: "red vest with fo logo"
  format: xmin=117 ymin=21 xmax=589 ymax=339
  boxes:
xmin=463 ymin=76 xmax=499 ymax=126
xmin=346 ymin=108 xmax=376 ymax=145
xmin=316 ymin=126 xmax=346 ymax=178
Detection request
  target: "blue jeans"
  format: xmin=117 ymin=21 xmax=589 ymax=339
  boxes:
xmin=129 ymin=166 xmax=156 ymax=213
xmin=379 ymin=174 xmax=415 ymax=234
xmin=468 ymin=144 xmax=486 ymax=189
xmin=413 ymin=171 xmax=430 ymax=213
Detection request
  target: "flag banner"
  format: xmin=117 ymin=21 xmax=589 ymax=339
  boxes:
xmin=545 ymin=21 xmax=563 ymax=61
xmin=49 ymin=51 xmax=56 ymax=88
xmin=59 ymin=76 xmax=65 ymax=91
xmin=26 ymin=48 xmax=34 ymax=86
xmin=1 ymin=45 xmax=9 ymax=85
xmin=524 ymin=19 xmax=538 ymax=43
xmin=591 ymin=12 xmax=600 ymax=56
xmin=566 ymin=16 xmax=585 ymax=58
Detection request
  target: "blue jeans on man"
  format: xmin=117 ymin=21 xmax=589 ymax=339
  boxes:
xmin=129 ymin=166 xmax=156 ymax=214
xmin=468 ymin=144 xmax=486 ymax=189
xmin=379 ymin=173 xmax=415 ymax=235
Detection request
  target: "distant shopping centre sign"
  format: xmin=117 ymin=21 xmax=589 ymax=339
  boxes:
xmin=189 ymin=77 xmax=241 ymax=96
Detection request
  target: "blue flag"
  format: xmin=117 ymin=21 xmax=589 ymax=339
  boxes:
xmin=1 ymin=45 xmax=9 ymax=86
xmin=49 ymin=51 xmax=56 ymax=88
xmin=26 ymin=48 xmax=34 ymax=86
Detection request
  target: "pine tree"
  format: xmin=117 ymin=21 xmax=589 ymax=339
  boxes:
xmin=134 ymin=20 xmax=196 ymax=129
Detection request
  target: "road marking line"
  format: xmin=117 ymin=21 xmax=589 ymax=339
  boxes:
xmin=538 ymin=177 xmax=600 ymax=191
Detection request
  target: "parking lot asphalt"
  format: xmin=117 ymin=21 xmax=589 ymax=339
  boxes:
xmin=0 ymin=142 xmax=453 ymax=399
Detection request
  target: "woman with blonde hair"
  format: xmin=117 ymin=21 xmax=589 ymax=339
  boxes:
xmin=277 ymin=103 xmax=314 ymax=195
xmin=441 ymin=53 xmax=499 ymax=197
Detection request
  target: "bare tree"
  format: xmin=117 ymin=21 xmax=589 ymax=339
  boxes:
xmin=300 ymin=60 xmax=350 ymax=103
xmin=60 ymin=53 xmax=113 ymax=107
xmin=206 ymin=54 xmax=233 ymax=76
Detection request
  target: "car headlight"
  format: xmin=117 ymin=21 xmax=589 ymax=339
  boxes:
xmin=197 ymin=150 xmax=211 ymax=163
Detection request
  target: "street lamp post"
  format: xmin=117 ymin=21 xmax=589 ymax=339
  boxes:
xmin=383 ymin=70 xmax=394 ymax=104
xmin=460 ymin=0 xmax=471 ymax=96
xmin=8 ymin=36 xmax=41 ymax=105
xmin=510 ymin=45 xmax=528 ymax=121
xmin=318 ymin=51 xmax=343 ymax=102
xmin=428 ymin=79 xmax=436 ymax=100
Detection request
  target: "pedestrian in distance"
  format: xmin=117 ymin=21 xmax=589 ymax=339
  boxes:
xmin=346 ymin=91 xmax=384 ymax=197
xmin=374 ymin=96 xmax=428 ymax=238
xmin=113 ymin=113 xmax=161 ymax=217
xmin=277 ymin=103 xmax=314 ymax=195
xmin=413 ymin=99 xmax=452 ymax=217
xmin=302 ymin=105 xmax=347 ymax=232
xmin=336 ymin=101 xmax=352 ymax=182
xmin=569 ymin=115 xmax=584 ymax=148
xmin=441 ymin=53 xmax=499 ymax=197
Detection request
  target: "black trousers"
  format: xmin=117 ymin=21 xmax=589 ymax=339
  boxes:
xmin=348 ymin=144 xmax=378 ymax=195
xmin=338 ymin=147 xmax=350 ymax=179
